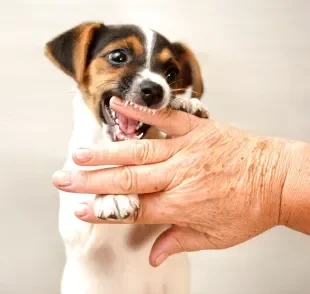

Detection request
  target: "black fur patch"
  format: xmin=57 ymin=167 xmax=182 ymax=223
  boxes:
xmin=87 ymin=25 xmax=145 ymax=60
xmin=47 ymin=29 xmax=77 ymax=76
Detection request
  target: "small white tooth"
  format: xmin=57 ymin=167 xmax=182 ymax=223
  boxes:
xmin=139 ymin=106 xmax=143 ymax=111
xmin=148 ymin=109 xmax=152 ymax=113
xmin=115 ymin=119 xmax=119 ymax=124
xmin=136 ymin=122 xmax=143 ymax=130
xmin=143 ymin=108 xmax=147 ymax=112
xmin=134 ymin=104 xmax=138 ymax=109
xmin=151 ymin=110 xmax=156 ymax=115
xmin=124 ymin=101 xmax=129 ymax=107
xmin=111 ymin=111 xmax=116 ymax=118
xmin=129 ymin=101 xmax=134 ymax=105
xmin=136 ymin=133 xmax=144 ymax=139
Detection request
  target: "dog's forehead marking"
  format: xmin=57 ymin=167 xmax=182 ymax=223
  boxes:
xmin=141 ymin=27 xmax=155 ymax=69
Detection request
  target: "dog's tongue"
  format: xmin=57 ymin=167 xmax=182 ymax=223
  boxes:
xmin=117 ymin=113 xmax=137 ymax=134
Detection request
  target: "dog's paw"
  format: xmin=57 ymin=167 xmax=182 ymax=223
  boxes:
xmin=170 ymin=97 xmax=210 ymax=119
xmin=184 ymin=98 xmax=210 ymax=118
xmin=94 ymin=194 xmax=139 ymax=220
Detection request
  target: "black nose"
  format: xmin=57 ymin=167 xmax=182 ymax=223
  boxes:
xmin=140 ymin=80 xmax=164 ymax=106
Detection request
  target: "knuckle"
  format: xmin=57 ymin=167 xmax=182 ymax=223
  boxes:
xmin=158 ymin=107 xmax=174 ymax=121
xmin=134 ymin=141 xmax=152 ymax=164
xmin=115 ymin=167 xmax=135 ymax=193
xmin=77 ymin=171 xmax=89 ymax=192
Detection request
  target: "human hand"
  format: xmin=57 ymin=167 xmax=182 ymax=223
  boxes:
xmin=53 ymin=97 xmax=292 ymax=267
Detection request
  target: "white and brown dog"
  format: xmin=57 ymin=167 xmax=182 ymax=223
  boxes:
xmin=45 ymin=21 xmax=209 ymax=294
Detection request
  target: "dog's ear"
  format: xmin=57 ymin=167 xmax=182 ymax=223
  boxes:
xmin=44 ymin=22 xmax=103 ymax=83
xmin=172 ymin=42 xmax=204 ymax=99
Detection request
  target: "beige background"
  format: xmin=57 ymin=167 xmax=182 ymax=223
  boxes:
xmin=0 ymin=0 xmax=309 ymax=293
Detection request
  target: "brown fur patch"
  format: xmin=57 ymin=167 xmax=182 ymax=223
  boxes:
xmin=97 ymin=36 xmax=144 ymax=57
xmin=158 ymin=48 xmax=173 ymax=63
xmin=44 ymin=22 xmax=102 ymax=83
xmin=79 ymin=36 xmax=145 ymax=121
xmin=74 ymin=23 xmax=102 ymax=82
xmin=172 ymin=43 xmax=204 ymax=99
xmin=81 ymin=57 xmax=127 ymax=123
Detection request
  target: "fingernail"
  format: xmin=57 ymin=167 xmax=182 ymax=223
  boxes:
xmin=110 ymin=96 xmax=123 ymax=106
xmin=75 ymin=148 xmax=92 ymax=162
xmin=155 ymin=252 xmax=168 ymax=266
xmin=52 ymin=171 xmax=72 ymax=186
xmin=74 ymin=203 xmax=89 ymax=217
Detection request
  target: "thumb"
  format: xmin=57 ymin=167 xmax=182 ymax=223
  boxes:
xmin=149 ymin=225 xmax=217 ymax=267
xmin=110 ymin=96 xmax=200 ymax=137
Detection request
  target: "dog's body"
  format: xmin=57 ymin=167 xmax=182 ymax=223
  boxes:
xmin=45 ymin=21 xmax=209 ymax=294
xmin=59 ymin=90 xmax=190 ymax=294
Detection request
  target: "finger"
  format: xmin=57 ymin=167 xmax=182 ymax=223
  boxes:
xmin=149 ymin=226 xmax=218 ymax=267
xmin=52 ymin=162 xmax=174 ymax=195
xmin=73 ymin=138 xmax=182 ymax=166
xmin=73 ymin=192 xmax=171 ymax=225
xmin=110 ymin=96 xmax=200 ymax=137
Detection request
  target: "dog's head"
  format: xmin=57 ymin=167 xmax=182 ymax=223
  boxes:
xmin=45 ymin=22 xmax=204 ymax=141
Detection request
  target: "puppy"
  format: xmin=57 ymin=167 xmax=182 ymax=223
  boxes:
xmin=45 ymin=21 xmax=209 ymax=294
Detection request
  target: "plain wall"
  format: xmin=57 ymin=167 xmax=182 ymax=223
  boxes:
xmin=0 ymin=0 xmax=309 ymax=293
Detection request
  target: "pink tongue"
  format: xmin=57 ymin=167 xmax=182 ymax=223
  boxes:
xmin=118 ymin=113 xmax=137 ymax=134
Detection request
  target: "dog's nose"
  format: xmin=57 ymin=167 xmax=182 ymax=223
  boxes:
xmin=140 ymin=79 xmax=164 ymax=106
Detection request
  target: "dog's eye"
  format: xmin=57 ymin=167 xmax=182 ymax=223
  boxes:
xmin=166 ymin=67 xmax=179 ymax=84
xmin=108 ymin=49 xmax=128 ymax=65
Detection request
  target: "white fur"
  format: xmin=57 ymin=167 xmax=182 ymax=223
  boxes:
xmin=132 ymin=68 xmax=172 ymax=109
xmin=59 ymin=90 xmax=190 ymax=294
xmin=142 ymin=27 xmax=155 ymax=69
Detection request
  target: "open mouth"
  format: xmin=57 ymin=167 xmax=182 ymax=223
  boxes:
xmin=100 ymin=97 xmax=151 ymax=141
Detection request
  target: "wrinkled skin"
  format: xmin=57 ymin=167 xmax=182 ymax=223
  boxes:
xmin=53 ymin=97 xmax=294 ymax=267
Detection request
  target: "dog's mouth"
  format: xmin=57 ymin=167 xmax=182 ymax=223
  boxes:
xmin=100 ymin=97 xmax=151 ymax=141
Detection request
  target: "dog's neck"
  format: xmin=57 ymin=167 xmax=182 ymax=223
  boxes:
xmin=64 ymin=89 xmax=110 ymax=170
xmin=70 ymin=90 xmax=109 ymax=147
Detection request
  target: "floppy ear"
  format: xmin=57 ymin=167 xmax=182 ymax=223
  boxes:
xmin=171 ymin=42 xmax=204 ymax=99
xmin=44 ymin=22 xmax=103 ymax=83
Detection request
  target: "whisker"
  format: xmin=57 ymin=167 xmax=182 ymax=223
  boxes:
xmin=171 ymin=88 xmax=202 ymax=95
xmin=168 ymin=79 xmax=184 ymax=86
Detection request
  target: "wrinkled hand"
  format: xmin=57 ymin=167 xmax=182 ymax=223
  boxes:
xmin=53 ymin=97 xmax=290 ymax=267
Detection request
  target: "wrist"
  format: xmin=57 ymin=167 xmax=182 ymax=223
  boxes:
xmin=252 ymin=137 xmax=292 ymax=229
xmin=279 ymin=141 xmax=310 ymax=233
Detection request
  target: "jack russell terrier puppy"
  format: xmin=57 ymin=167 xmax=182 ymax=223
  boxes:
xmin=45 ymin=21 xmax=209 ymax=294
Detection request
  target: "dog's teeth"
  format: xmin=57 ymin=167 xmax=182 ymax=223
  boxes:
xmin=148 ymin=109 xmax=152 ymax=113
xmin=124 ymin=101 xmax=129 ymax=107
xmin=136 ymin=122 xmax=143 ymax=130
xmin=115 ymin=119 xmax=119 ymax=124
xmin=111 ymin=110 xmax=116 ymax=119
xmin=143 ymin=107 xmax=147 ymax=112
xmin=134 ymin=104 xmax=138 ymax=109
xmin=136 ymin=133 xmax=144 ymax=139
xmin=129 ymin=101 xmax=134 ymax=106
xmin=139 ymin=106 xmax=143 ymax=111
xmin=151 ymin=110 xmax=156 ymax=115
